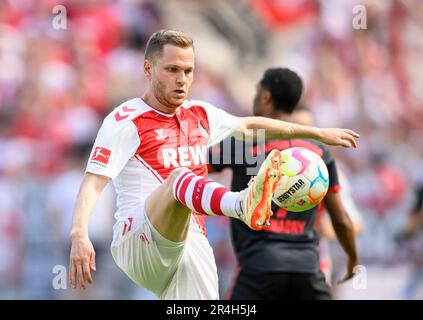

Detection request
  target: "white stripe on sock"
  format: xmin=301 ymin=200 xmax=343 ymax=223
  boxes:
xmin=201 ymin=181 xmax=222 ymax=216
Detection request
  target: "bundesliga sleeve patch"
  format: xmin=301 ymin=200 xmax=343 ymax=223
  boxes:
xmin=90 ymin=147 xmax=111 ymax=166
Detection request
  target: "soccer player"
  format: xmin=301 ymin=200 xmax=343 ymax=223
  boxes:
xmin=69 ymin=31 xmax=359 ymax=299
xmin=292 ymin=106 xmax=363 ymax=286
xmin=210 ymin=68 xmax=359 ymax=299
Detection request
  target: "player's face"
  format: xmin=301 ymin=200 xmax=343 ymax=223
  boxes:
xmin=149 ymin=44 xmax=195 ymax=109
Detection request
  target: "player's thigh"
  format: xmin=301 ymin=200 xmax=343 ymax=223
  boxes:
xmin=111 ymin=202 xmax=186 ymax=297
xmin=161 ymin=228 xmax=219 ymax=300
xmin=145 ymin=168 xmax=192 ymax=243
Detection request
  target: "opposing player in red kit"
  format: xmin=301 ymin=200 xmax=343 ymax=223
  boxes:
xmin=69 ymin=30 xmax=359 ymax=299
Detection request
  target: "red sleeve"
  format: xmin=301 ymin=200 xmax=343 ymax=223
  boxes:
xmin=328 ymin=185 xmax=341 ymax=193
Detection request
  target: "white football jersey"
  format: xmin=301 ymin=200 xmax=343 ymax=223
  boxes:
xmin=86 ymin=97 xmax=239 ymax=235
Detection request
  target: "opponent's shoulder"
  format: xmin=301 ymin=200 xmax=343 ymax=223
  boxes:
xmin=289 ymin=138 xmax=324 ymax=154
xmin=290 ymin=138 xmax=334 ymax=162
xmin=305 ymin=139 xmax=334 ymax=164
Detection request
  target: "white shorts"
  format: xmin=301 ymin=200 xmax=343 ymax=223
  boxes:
xmin=110 ymin=201 xmax=219 ymax=300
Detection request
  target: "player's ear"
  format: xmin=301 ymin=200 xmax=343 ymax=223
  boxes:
xmin=260 ymin=89 xmax=271 ymax=104
xmin=144 ymin=60 xmax=152 ymax=80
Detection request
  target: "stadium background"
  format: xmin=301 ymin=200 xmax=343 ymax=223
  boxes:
xmin=0 ymin=0 xmax=422 ymax=299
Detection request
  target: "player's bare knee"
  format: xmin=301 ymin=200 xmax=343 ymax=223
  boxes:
xmin=153 ymin=168 xmax=187 ymax=204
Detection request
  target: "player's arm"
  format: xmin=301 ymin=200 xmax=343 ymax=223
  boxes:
xmin=236 ymin=117 xmax=359 ymax=148
xmin=323 ymin=191 xmax=359 ymax=283
xmin=69 ymin=173 xmax=110 ymax=289
xmin=68 ymin=103 xmax=140 ymax=289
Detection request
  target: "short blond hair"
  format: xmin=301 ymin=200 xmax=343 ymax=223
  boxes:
xmin=144 ymin=30 xmax=194 ymax=62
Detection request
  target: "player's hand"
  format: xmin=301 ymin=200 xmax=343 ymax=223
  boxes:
xmin=318 ymin=128 xmax=360 ymax=148
xmin=69 ymin=234 xmax=96 ymax=289
xmin=337 ymin=258 xmax=359 ymax=285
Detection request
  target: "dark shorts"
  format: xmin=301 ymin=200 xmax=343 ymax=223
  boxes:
xmin=227 ymin=268 xmax=332 ymax=300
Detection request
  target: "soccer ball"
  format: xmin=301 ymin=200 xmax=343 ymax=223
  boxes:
xmin=272 ymin=147 xmax=329 ymax=212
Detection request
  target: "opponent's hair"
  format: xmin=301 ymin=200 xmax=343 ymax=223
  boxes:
xmin=144 ymin=30 xmax=194 ymax=63
xmin=259 ymin=68 xmax=303 ymax=114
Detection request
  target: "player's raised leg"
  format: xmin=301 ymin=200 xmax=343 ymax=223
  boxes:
xmin=145 ymin=149 xmax=284 ymax=242
xmin=145 ymin=166 xmax=242 ymax=243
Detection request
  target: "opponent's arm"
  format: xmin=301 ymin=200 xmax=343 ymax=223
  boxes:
xmin=69 ymin=172 xmax=110 ymax=289
xmin=236 ymin=117 xmax=359 ymax=148
xmin=323 ymin=191 xmax=359 ymax=284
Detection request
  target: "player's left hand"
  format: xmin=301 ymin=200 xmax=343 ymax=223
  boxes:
xmin=318 ymin=128 xmax=360 ymax=148
xmin=337 ymin=258 xmax=359 ymax=284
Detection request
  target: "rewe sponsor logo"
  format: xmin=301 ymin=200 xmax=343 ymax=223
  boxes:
xmin=162 ymin=146 xmax=207 ymax=168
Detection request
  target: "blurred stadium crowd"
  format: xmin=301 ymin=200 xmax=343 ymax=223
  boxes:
xmin=0 ymin=0 xmax=422 ymax=299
